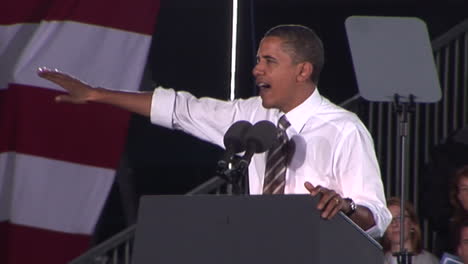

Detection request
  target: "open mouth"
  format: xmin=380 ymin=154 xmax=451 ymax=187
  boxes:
xmin=256 ymin=82 xmax=271 ymax=89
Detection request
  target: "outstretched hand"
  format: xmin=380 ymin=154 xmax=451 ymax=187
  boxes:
xmin=304 ymin=181 xmax=344 ymax=219
xmin=37 ymin=67 xmax=97 ymax=104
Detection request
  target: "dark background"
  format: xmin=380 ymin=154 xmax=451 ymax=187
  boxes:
xmin=94 ymin=0 xmax=468 ymax=243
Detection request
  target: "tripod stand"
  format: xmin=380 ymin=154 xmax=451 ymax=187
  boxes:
xmin=393 ymin=94 xmax=415 ymax=264
xmin=346 ymin=16 xmax=442 ymax=264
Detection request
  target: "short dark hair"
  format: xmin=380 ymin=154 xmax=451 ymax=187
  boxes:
xmin=264 ymin=24 xmax=325 ymax=84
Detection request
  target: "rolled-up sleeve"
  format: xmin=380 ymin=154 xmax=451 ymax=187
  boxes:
xmin=150 ymin=87 xmax=176 ymax=129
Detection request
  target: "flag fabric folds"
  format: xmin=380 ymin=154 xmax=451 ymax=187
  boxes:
xmin=0 ymin=1 xmax=160 ymax=263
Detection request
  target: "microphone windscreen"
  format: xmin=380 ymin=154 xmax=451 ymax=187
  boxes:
xmin=223 ymin=120 xmax=252 ymax=152
xmin=245 ymin=120 xmax=277 ymax=153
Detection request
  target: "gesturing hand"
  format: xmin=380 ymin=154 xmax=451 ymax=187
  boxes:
xmin=37 ymin=67 xmax=97 ymax=104
xmin=304 ymin=181 xmax=344 ymax=219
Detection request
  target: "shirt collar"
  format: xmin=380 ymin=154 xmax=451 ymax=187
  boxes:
xmin=280 ymin=87 xmax=322 ymax=133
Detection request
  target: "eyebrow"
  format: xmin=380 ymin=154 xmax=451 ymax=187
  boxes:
xmin=257 ymin=55 xmax=277 ymax=62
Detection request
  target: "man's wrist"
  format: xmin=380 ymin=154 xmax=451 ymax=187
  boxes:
xmin=90 ymin=87 xmax=106 ymax=102
xmin=344 ymin=198 xmax=356 ymax=217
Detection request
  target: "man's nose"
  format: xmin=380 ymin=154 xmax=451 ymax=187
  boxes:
xmin=252 ymin=64 xmax=263 ymax=76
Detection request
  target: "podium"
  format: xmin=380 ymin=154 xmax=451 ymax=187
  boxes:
xmin=132 ymin=195 xmax=383 ymax=264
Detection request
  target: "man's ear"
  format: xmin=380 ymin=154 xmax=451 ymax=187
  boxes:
xmin=297 ymin=62 xmax=313 ymax=83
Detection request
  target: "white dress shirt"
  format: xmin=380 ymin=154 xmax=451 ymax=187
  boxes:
xmin=150 ymin=87 xmax=391 ymax=238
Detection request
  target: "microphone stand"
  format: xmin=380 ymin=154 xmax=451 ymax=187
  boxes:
xmin=215 ymin=119 xmax=276 ymax=195
xmin=215 ymin=157 xmax=249 ymax=195
xmin=235 ymin=159 xmax=250 ymax=195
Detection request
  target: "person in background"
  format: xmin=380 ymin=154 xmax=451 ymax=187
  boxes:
xmin=442 ymin=165 xmax=468 ymax=255
xmin=450 ymin=165 xmax=468 ymax=227
xmin=382 ymin=197 xmax=438 ymax=264
xmin=455 ymin=217 xmax=468 ymax=263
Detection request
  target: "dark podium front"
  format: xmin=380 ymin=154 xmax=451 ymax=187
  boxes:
xmin=132 ymin=195 xmax=383 ymax=264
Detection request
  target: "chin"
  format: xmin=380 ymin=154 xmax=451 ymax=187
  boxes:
xmin=261 ymin=100 xmax=276 ymax=110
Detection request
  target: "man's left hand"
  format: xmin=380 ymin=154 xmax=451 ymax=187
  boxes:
xmin=304 ymin=181 xmax=344 ymax=219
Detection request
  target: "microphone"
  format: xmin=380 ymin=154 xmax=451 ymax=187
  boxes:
xmin=238 ymin=120 xmax=277 ymax=169
xmin=218 ymin=120 xmax=252 ymax=169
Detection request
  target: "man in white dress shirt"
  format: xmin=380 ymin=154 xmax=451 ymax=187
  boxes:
xmin=38 ymin=24 xmax=391 ymax=237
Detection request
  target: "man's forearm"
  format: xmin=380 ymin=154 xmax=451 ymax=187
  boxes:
xmin=93 ymin=88 xmax=154 ymax=117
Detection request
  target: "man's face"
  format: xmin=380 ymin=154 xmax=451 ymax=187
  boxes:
xmin=252 ymin=36 xmax=306 ymax=113
xmin=457 ymin=176 xmax=468 ymax=211
xmin=458 ymin=227 xmax=468 ymax=263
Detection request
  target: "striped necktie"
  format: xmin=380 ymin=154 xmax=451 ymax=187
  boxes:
xmin=263 ymin=115 xmax=291 ymax=194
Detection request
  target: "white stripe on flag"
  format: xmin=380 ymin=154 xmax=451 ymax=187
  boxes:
xmin=0 ymin=24 xmax=38 ymax=89
xmin=0 ymin=151 xmax=14 ymax=222
xmin=8 ymin=21 xmax=151 ymax=92
xmin=0 ymin=152 xmax=115 ymax=234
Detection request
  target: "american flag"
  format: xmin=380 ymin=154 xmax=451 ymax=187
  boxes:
xmin=0 ymin=0 xmax=160 ymax=263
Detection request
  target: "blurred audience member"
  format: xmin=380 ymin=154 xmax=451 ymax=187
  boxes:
xmin=419 ymin=136 xmax=468 ymax=257
xmin=456 ymin=218 xmax=468 ymax=263
xmin=443 ymin=165 xmax=468 ymax=255
xmin=382 ymin=197 xmax=439 ymax=264
xmin=450 ymin=165 xmax=468 ymax=224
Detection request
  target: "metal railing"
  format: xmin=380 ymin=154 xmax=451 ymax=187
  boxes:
xmin=68 ymin=18 xmax=468 ymax=264
xmin=69 ymin=176 xmax=232 ymax=264
xmin=69 ymin=226 xmax=135 ymax=264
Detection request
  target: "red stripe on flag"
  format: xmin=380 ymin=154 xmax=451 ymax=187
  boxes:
xmin=0 ymin=84 xmax=132 ymax=169
xmin=0 ymin=221 xmax=91 ymax=264
xmin=1 ymin=0 xmax=160 ymax=35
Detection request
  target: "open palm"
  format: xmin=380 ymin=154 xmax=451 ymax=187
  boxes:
xmin=37 ymin=67 xmax=96 ymax=104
